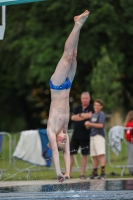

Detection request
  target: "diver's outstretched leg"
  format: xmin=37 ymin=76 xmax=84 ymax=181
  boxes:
xmin=51 ymin=10 xmax=90 ymax=86
xmin=68 ymin=31 xmax=80 ymax=82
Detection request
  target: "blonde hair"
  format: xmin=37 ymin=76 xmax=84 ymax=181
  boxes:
xmin=47 ymin=142 xmax=65 ymax=152
xmin=124 ymin=110 xmax=133 ymax=126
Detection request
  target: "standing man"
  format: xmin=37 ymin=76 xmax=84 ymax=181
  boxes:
xmin=70 ymin=92 xmax=94 ymax=179
xmin=85 ymin=99 xmax=106 ymax=179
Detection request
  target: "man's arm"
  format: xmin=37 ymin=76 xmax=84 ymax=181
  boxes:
xmin=71 ymin=112 xmax=92 ymax=121
xmin=85 ymin=121 xmax=104 ymax=129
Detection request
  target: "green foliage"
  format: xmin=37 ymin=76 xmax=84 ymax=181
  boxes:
xmin=90 ymin=47 xmax=122 ymax=113
xmin=0 ymin=0 xmax=133 ymax=131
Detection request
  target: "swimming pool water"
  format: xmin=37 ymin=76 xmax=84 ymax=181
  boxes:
xmin=0 ymin=180 xmax=133 ymax=200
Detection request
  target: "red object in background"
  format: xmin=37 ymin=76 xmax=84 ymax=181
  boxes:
xmin=126 ymin=121 xmax=133 ymax=143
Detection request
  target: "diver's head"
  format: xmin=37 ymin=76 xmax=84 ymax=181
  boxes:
xmin=56 ymin=132 xmax=67 ymax=151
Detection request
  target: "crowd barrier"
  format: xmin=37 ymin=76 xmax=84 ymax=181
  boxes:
xmin=108 ymin=126 xmax=133 ymax=176
xmin=13 ymin=130 xmax=93 ymax=178
xmin=0 ymin=127 xmax=133 ymax=178
xmin=13 ymin=131 xmax=54 ymax=179
xmin=0 ymin=132 xmax=12 ymax=179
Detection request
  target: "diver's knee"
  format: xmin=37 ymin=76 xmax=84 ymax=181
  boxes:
xmin=64 ymin=51 xmax=73 ymax=63
xmin=73 ymin=50 xmax=77 ymax=59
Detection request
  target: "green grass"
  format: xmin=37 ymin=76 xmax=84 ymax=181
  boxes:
xmin=0 ymin=133 xmax=132 ymax=181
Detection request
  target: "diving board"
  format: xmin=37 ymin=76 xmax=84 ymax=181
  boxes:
xmin=0 ymin=0 xmax=44 ymax=6
xmin=0 ymin=0 xmax=45 ymax=40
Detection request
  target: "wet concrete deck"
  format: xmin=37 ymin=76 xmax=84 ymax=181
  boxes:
xmin=0 ymin=177 xmax=133 ymax=187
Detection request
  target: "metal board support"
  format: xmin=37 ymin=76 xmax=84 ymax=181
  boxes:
xmin=0 ymin=0 xmax=46 ymax=40
xmin=0 ymin=132 xmax=12 ymax=179
xmin=0 ymin=6 xmax=6 ymax=40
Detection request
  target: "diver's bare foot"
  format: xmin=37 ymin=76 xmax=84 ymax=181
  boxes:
xmin=74 ymin=10 xmax=90 ymax=27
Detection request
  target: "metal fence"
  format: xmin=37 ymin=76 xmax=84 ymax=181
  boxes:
xmin=0 ymin=127 xmax=133 ymax=178
xmin=13 ymin=131 xmax=55 ymax=179
xmin=12 ymin=130 xmax=93 ymax=178
xmin=108 ymin=126 xmax=133 ymax=176
xmin=0 ymin=132 xmax=12 ymax=179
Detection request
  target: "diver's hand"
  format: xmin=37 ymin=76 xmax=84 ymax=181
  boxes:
xmin=57 ymin=175 xmax=64 ymax=183
xmin=57 ymin=173 xmax=70 ymax=183
xmin=64 ymin=173 xmax=70 ymax=179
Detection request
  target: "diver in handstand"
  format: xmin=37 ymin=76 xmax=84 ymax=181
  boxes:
xmin=47 ymin=10 xmax=90 ymax=182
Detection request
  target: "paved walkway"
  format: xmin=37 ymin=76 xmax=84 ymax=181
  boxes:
xmin=0 ymin=177 xmax=133 ymax=188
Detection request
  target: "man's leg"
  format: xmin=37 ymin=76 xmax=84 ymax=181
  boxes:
xmin=70 ymin=137 xmax=79 ymax=177
xmin=93 ymin=135 xmax=106 ymax=179
xmin=80 ymin=155 xmax=87 ymax=177
xmin=52 ymin=10 xmax=89 ymax=86
xmin=98 ymin=154 xmax=106 ymax=179
xmin=95 ymin=135 xmax=106 ymax=178
xmin=89 ymin=137 xmax=99 ymax=179
xmin=80 ymin=140 xmax=90 ymax=178
xmin=93 ymin=156 xmax=99 ymax=171
xmin=70 ymin=154 xmax=74 ymax=177
xmin=98 ymin=154 xmax=105 ymax=167
xmin=89 ymin=156 xmax=99 ymax=179
xmin=93 ymin=156 xmax=99 ymax=168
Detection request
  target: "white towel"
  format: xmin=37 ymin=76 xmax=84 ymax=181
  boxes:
xmin=13 ymin=130 xmax=46 ymax=166
xmin=108 ymin=126 xmax=124 ymax=156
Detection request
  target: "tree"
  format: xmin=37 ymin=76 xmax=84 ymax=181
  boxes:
xmin=0 ymin=0 xmax=133 ymax=131
xmin=89 ymin=47 xmax=122 ymax=113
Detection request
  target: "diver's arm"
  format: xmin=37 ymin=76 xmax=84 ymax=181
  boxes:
xmin=63 ymin=135 xmax=70 ymax=178
xmin=47 ymin=129 xmax=63 ymax=178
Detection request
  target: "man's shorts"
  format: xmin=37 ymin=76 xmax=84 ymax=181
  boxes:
xmin=90 ymin=135 xmax=105 ymax=157
xmin=70 ymin=137 xmax=90 ymax=155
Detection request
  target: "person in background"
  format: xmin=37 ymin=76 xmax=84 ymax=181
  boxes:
xmin=70 ymin=92 xmax=94 ymax=179
xmin=85 ymin=99 xmax=106 ymax=179
xmin=124 ymin=110 xmax=133 ymax=175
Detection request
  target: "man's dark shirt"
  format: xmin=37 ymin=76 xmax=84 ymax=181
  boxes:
xmin=72 ymin=104 xmax=94 ymax=140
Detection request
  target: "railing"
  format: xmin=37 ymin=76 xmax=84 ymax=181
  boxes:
xmin=1 ymin=127 xmax=133 ymax=179
xmin=0 ymin=132 xmax=12 ymax=179
xmin=108 ymin=126 xmax=133 ymax=176
xmin=12 ymin=130 xmax=93 ymax=178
